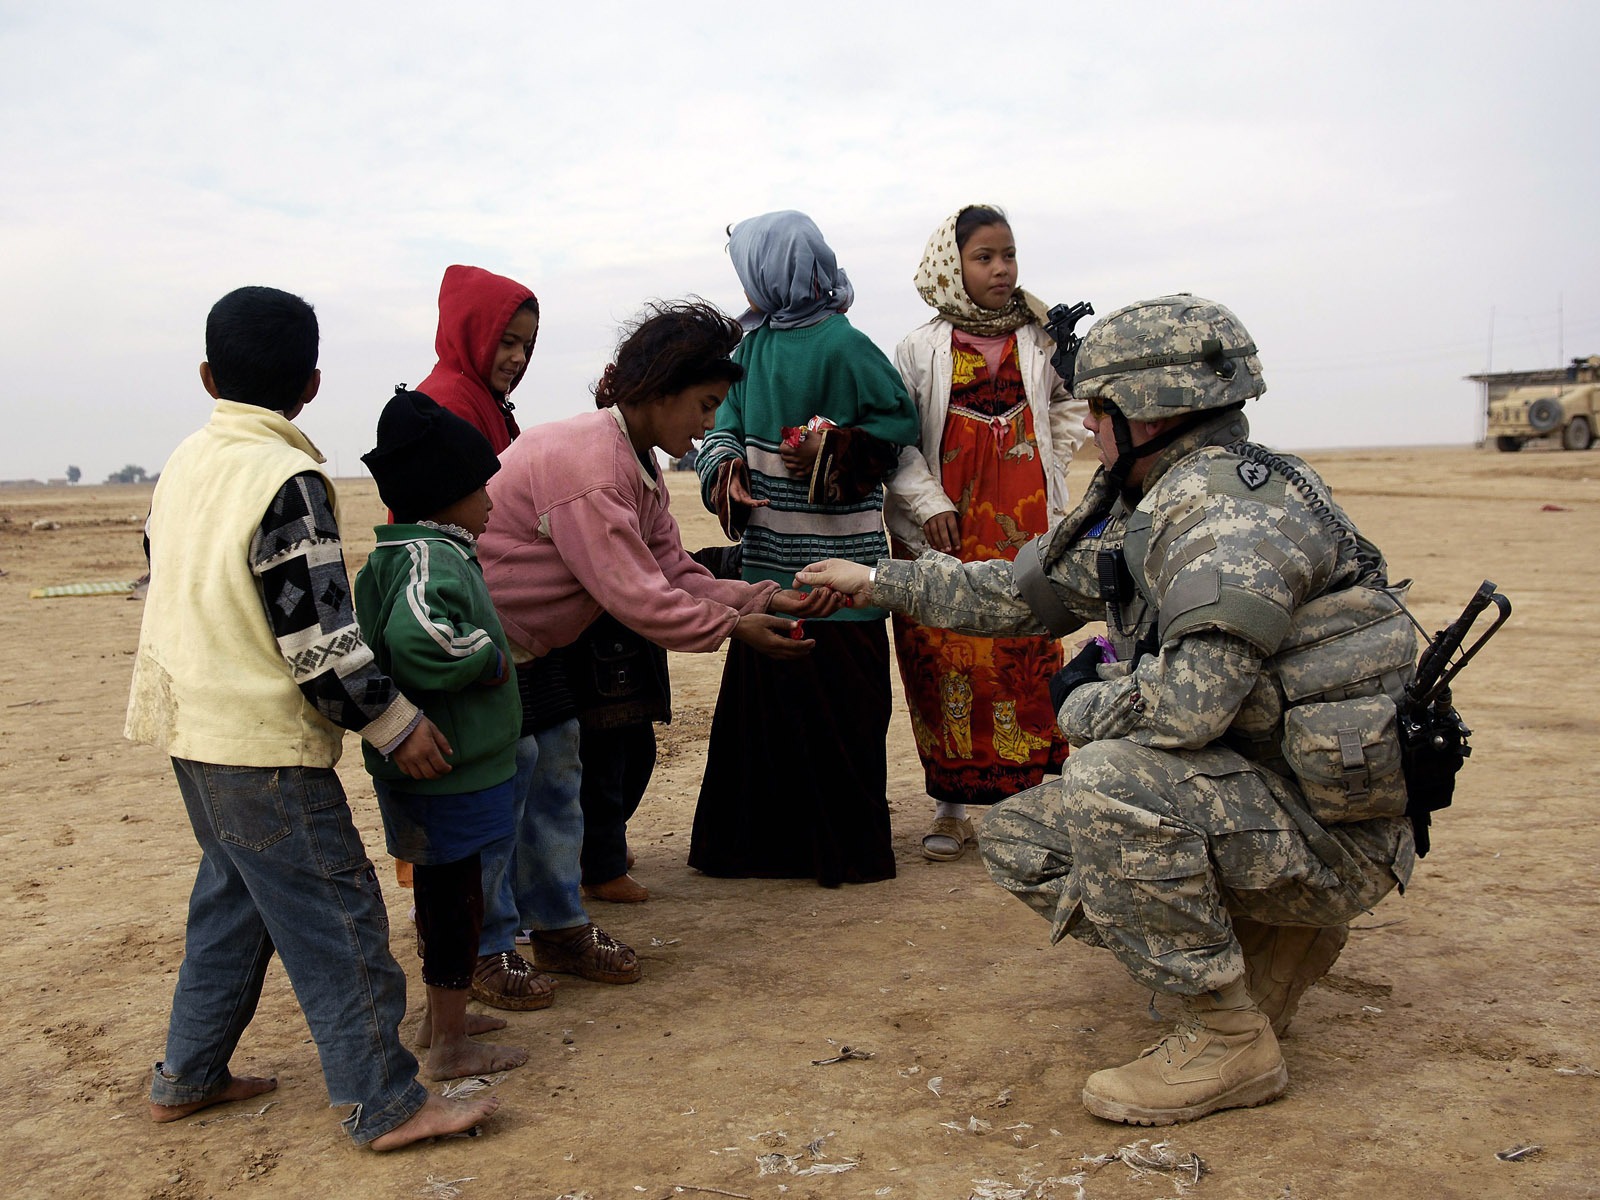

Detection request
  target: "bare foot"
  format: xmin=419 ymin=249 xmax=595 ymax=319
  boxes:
xmin=149 ymin=1072 xmax=277 ymax=1124
xmin=368 ymin=1092 xmax=501 ymax=1152
xmin=417 ymin=1009 xmax=508 ymax=1049
xmin=426 ymin=1040 xmax=529 ymax=1082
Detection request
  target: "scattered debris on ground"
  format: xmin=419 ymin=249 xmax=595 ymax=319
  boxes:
xmin=1495 ymin=1144 xmax=1543 ymax=1162
xmin=1084 ymin=1138 xmax=1207 ymax=1192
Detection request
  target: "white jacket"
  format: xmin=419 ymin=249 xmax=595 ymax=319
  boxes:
xmin=883 ymin=318 xmax=1089 ymax=553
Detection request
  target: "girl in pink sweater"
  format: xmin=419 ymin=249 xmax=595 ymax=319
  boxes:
xmin=475 ymin=300 xmax=835 ymax=984
xmin=479 ymin=300 xmax=831 ymax=658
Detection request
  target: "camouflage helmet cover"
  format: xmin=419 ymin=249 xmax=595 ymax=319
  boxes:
xmin=1072 ymin=294 xmax=1266 ymax=421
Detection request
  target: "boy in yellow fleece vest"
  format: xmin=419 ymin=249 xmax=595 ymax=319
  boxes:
xmin=126 ymin=286 xmax=500 ymax=1150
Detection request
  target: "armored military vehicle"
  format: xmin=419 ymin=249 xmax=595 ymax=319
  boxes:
xmin=1486 ymin=382 xmax=1598 ymax=451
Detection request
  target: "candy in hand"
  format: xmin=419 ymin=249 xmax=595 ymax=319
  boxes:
xmin=780 ymin=415 xmax=837 ymax=450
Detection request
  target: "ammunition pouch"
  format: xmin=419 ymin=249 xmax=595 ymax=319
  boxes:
xmin=1265 ymin=584 xmax=1419 ymax=824
xmin=1282 ymin=695 xmax=1408 ymax=825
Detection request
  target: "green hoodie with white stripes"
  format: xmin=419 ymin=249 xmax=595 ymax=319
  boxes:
xmin=355 ymin=524 xmax=520 ymax=794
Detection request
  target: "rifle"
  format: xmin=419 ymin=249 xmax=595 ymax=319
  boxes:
xmin=1399 ymin=580 xmax=1512 ymax=856
xmin=1045 ymin=300 xmax=1095 ymax=381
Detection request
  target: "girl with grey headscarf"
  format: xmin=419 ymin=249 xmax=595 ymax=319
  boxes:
xmin=726 ymin=209 xmax=856 ymax=332
xmin=691 ymin=210 xmax=921 ymax=887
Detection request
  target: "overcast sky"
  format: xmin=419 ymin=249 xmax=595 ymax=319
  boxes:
xmin=4 ymin=1 xmax=1597 ymax=482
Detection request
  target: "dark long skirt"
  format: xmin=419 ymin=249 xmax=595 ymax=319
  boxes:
xmin=688 ymin=619 xmax=895 ymax=887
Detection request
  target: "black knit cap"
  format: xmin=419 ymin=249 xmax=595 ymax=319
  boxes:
xmin=362 ymin=388 xmax=501 ymax=522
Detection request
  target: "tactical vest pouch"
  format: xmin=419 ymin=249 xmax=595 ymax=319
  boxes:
xmin=1272 ymin=585 xmax=1416 ymax=705
xmin=1283 ymin=694 xmax=1408 ymax=825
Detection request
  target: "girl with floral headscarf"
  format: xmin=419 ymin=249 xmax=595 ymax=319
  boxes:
xmin=882 ymin=205 xmax=1090 ymax=861
xmin=691 ymin=211 xmax=920 ymax=886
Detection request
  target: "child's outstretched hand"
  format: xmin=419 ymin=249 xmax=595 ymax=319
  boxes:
xmin=731 ymin=613 xmax=815 ymax=660
xmin=393 ymin=717 xmax=453 ymax=781
xmin=725 ymin=463 xmax=769 ymax=510
xmin=795 ymin=558 xmax=873 ymax=603
xmin=771 ymin=587 xmax=845 ymax=619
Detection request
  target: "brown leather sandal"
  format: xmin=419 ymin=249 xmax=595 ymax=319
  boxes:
xmin=469 ymin=951 xmax=557 ymax=1011
xmin=529 ymin=923 xmax=641 ymax=985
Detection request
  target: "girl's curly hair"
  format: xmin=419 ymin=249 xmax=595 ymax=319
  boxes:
xmin=594 ymin=298 xmax=744 ymax=409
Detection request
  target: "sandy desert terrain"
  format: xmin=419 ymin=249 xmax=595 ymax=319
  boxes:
xmin=1 ymin=443 xmax=1596 ymax=1199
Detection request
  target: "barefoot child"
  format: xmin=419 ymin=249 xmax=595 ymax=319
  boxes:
xmin=127 ymin=286 xmax=498 ymax=1150
xmin=357 ymin=389 xmax=530 ymax=1082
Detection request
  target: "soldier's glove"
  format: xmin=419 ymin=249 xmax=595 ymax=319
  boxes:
xmin=1049 ymin=641 xmax=1106 ymax=711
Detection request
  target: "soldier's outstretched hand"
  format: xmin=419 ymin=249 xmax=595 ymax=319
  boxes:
xmin=795 ymin=558 xmax=873 ymax=603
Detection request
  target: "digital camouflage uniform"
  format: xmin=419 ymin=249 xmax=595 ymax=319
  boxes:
xmin=872 ymin=297 xmax=1415 ymax=1001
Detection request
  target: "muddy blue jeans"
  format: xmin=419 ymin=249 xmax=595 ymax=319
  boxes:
xmin=479 ymin=718 xmax=588 ymax=951
xmin=152 ymin=759 xmax=427 ymax=1145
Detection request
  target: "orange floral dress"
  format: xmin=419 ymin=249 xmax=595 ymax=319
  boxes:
xmin=891 ymin=331 xmax=1067 ymax=803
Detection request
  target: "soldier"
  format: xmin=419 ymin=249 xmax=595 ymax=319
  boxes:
xmin=798 ymin=295 xmax=1418 ymax=1125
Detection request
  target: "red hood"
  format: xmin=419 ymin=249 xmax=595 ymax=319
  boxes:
xmin=433 ymin=264 xmax=536 ymax=391
xmin=418 ymin=264 xmax=537 ymax=453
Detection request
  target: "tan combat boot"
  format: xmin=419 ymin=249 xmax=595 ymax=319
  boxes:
xmin=1234 ymin=918 xmax=1349 ymax=1036
xmin=1081 ymin=978 xmax=1288 ymax=1125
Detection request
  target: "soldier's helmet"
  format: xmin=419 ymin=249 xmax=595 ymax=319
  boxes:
xmin=1072 ymin=294 xmax=1265 ymax=421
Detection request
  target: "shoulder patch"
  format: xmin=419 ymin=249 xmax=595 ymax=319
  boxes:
xmin=1238 ymin=461 xmax=1271 ymax=490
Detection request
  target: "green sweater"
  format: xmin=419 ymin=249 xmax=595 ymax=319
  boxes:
xmin=696 ymin=314 xmax=919 ymax=619
xmin=355 ymin=524 xmax=520 ymax=794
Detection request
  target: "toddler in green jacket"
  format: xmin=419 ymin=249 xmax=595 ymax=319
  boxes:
xmin=357 ymin=388 xmax=529 ymax=1082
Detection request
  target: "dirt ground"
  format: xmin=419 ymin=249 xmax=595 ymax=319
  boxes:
xmin=1 ymin=444 xmax=1597 ymax=1200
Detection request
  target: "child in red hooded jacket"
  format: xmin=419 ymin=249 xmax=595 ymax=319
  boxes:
xmin=418 ymin=265 xmax=539 ymax=454
xmin=398 ymin=264 xmax=549 ymax=1013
